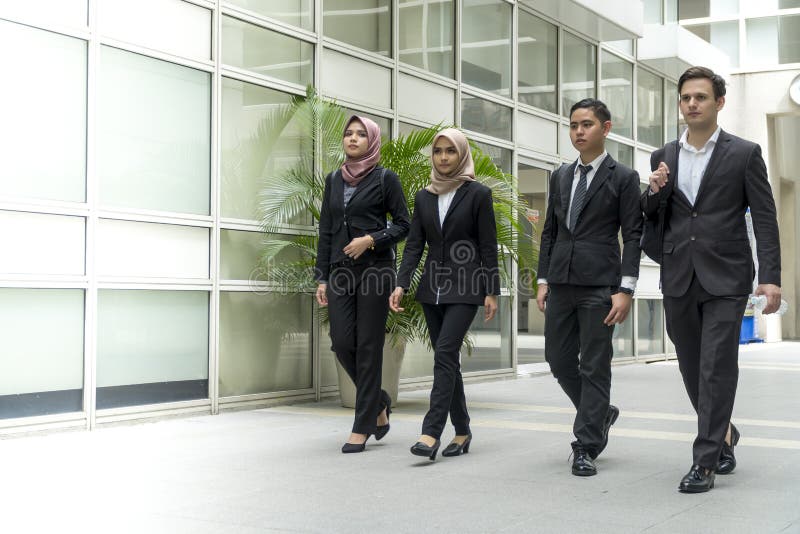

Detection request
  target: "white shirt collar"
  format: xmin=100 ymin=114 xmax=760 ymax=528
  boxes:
xmin=679 ymin=126 xmax=721 ymax=153
xmin=575 ymin=151 xmax=608 ymax=173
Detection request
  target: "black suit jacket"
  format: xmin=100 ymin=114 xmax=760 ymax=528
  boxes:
xmin=397 ymin=181 xmax=500 ymax=305
xmin=315 ymin=166 xmax=410 ymax=281
xmin=642 ymin=130 xmax=780 ymax=297
xmin=538 ymin=155 xmax=643 ymax=287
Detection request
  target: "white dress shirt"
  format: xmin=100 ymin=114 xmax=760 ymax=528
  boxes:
xmin=438 ymin=189 xmax=457 ymax=227
xmin=677 ymin=126 xmax=721 ymax=205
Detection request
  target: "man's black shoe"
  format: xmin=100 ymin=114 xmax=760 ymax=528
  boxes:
xmin=596 ymin=404 xmax=620 ymax=457
xmin=678 ymin=465 xmax=715 ymax=493
xmin=717 ymin=423 xmax=740 ymax=475
xmin=571 ymin=442 xmax=597 ymax=476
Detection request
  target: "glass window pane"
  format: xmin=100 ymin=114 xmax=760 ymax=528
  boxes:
xmin=226 ymin=0 xmax=313 ymax=31
xmin=637 ymin=68 xmax=663 ymax=147
xmin=399 ymin=0 xmax=454 ymax=78
xmin=222 ymin=16 xmax=313 ymax=85
xmin=780 ymin=0 xmax=800 ymax=7
xmin=606 ymin=139 xmax=634 ymax=167
xmin=322 ymin=48 xmax=392 ymax=109
xmin=666 ymin=81 xmax=680 ymax=141
xmin=518 ymin=11 xmax=557 ymax=113
xmin=461 ymin=94 xmax=512 ymax=141
xmin=462 ymin=0 xmax=512 ymax=96
xmin=685 ymin=22 xmax=739 ymax=67
xmin=221 ymin=230 xmax=302 ymax=281
xmin=612 ymin=312 xmax=634 ymax=358
xmin=221 ymin=78 xmax=310 ymax=222
xmin=600 ymin=51 xmax=633 ymax=139
xmin=0 ymin=289 xmax=84 ymax=419
xmin=323 ymin=0 xmax=391 ymax=56
xmin=473 ymin=141 xmax=512 ymax=173
xmin=562 ymin=33 xmax=596 ymax=117
xmin=0 ymin=212 xmax=85 ymax=276
xmin=667 ymin=0 xmax=678 ymax=22
xmin=0 ymin=0 xmax=87 ymax=28
xmin=96 ymin=219 xmax=210 ymax=279
xmin=0 ymin=21 xmax=86 ymax=203
xmin=678 ymin=0 xmax=739 ymax=18
xmin=342 ymin=108 xmax=391 ymax=135
xmin=98 ymin=47 xmax=211 ymax=215
xmin=97 ymin=290 xmax=209 ymax=409
xmin=644 ymin=0 xmax=663 ymax=23
xmin=606 ymin=40 xmax=634 ymax=56
xmin=637 ymin=299 xmax=665 ymax=356
xmin=463 ymin=296 xmax=512 ymax=372
xmin=99 ymin=0 xmax=211 ymax=61
xmin=398 ymin=73 xmax=455 ymax=125
xmin=746 ymin=15 xmax=800 ymax=66
xmin=219 ymin=292 xmax=312 ymax=395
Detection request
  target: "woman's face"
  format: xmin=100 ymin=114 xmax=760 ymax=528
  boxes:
xmin=343 ymin=120 xmax=369 ymax=158
xmin=432 ymin=137 xmax=459 ymax=174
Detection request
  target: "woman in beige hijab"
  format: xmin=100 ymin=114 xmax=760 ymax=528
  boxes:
xmin=390 ymin=128 xmax=499 ymax=461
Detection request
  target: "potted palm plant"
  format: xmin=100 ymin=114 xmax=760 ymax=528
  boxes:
xmin=258 ymin=88 xmax=535 ymax=407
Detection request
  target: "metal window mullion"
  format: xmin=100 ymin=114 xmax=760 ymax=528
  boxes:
xmin=209 ymin=0 xmax=222 ymax=416
xmin=312 ymin=0 xmax=323 ymax=402
xmin=455 ymin=0 xmax=462 ymax=126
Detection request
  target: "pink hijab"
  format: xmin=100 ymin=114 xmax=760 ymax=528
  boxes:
xmin=426 ymin=128 xmax=476 ymax=195
xmin=341 ymin=115 xmax=382 ymax=186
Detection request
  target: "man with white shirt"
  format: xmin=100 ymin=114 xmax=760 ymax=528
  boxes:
xmin=536 ymin=99 xmax=643 ymax=476
xmin=643 ymin=66 xmax=781 ymax=493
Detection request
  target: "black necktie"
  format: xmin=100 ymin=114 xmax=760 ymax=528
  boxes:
xmin=569 ymin=164 xmax=592 ymax=232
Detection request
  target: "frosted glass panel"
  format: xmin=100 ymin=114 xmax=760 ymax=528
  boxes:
xmin=221 ymin=230 xmax=301 ymax=281
xmin=399 ymin=0 xmax=454 ymax=78
xmin=638 ymin=299 xmax=664 ymax=356
xmin=518 ymin=12 xmax=557 ymax=113
xmin=678 ymin=0 xmax=739 ymax=18
xmin=96 ymin=219 xmax=209 ymax=279
xmin=322 ymin=48 xmax=392 ymax=109
xmin=685 ymin=22 xmax=739 ymax=67
xmin=461 ymin=94 xmax=512 ymax=141
xmin=606 ymin=139 xmax=634 ymax=167
xmin=746 ymin=15 xmax=800 ymax=66
xmin=637 ymin=68 xmax=663 ymax=147
xmin=462 ymin=0 xmax=512 ymax=96
xmin=221 ymin=78 xmax=310 ymax=221
xmin=517 ymin=113 xmax=557 ymax=154
xmin=612 ymin=311 xmax=634 ymax=357
xmin=227 ymin=0 xmax=313 ymax=30
xmin=222 ymin=16 xmax=313 ymax=85
xmin=0 ymin=289 xmax=84 ymax=419
xmin=0 ymin=0 xmax=86 ymax=28
xmin=219 ymin=292 xmax=312 ymax=395
xmin=0 ymin=211 xmax=85 ymax=275
xmin=0 ymin=21 xmax=86 ymax=203
xmin=99 ymin=0 xmax=211 ymax=61
xmin=97 ymin=290 xmax=209 ymax=408
xmin=98 ymin=47 xmax=211 ymax=215
xmin=600 ymin=51 xmax=633 ymax=139
xmin=562 ymin=33 xmax=596 ymax=117
xmin=667 ymin=82 xmax=680 ymax=141
xmin=463 ymin=296 xmax=512 ymax=372
xmin=324 ymin=0 xmax=391 ymax=56
xmin=397 ymin=73 xmax=455 ymax=124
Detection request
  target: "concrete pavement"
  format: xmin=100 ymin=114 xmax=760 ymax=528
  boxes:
xmin=1 ymin=343 xmax=799 ymax=533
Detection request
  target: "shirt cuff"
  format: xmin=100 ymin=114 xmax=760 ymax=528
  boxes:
xmin=537 ymin=278 xmax=547 ymax=285
xmin=620 ymin=276 xmax=637 ymax=292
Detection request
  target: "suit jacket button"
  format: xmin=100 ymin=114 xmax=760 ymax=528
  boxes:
xmin=692 ymin=212 xmax=698 ymax=217
xmin=690 ymin=236 xmax=696 ymax=241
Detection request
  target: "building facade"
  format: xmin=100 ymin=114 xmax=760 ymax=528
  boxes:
xmin=1 ymin=0 xmax=795 ymax=433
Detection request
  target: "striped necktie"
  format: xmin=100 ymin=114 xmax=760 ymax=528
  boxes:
xmin=569 ymin=164 xmax=592 ymax=232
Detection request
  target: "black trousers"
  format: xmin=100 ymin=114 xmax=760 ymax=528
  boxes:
xmin=420 ymin=303 xmax=478 ymax=440
xmin=544 ymin=284 xmax=614 ymax=456
xmin=327 ymin=261 xmax=394 ymax=434
xmin=664 ymin=274 xmax=748 ymax=469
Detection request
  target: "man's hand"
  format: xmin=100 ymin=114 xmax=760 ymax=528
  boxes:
xmin=316 ymin=283 xmax=328 ymax=307
xmin=536 ymin=283 xmax=548 ymax=312
xmin=484 ymin=295 xmax=498 ymax=322
xmin=342 ymin=235 xmax=373 ymax=260
xmin=389 ymin=287 xmax=405 ymax=312
xmin=755 ymin=283 xmax=781 ymax=314
xmin=604 ymin=292 xmax=632 ymax=325
xmin=648 ymin=161 xmax=670 ymax=193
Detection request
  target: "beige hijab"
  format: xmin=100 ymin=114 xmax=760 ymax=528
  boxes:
xmin=426 ymin=128 xmax=476 ymax=195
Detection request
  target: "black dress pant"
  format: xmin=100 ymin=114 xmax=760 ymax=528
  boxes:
xmin=327 ymin=261 xmax=394 ymax=434
xmin=420 ymin=303 xmax=478 ymax=440
xmin=663 ymin=274 xmax=748 ymax=469
xmin=544 ymin=284 xmax=614 ymax=456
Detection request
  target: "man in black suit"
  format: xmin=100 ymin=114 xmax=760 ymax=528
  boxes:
xmin=643 ymin=67 xmax=781 ymax=493
xmin=536 ymin=99 xmax=643 ymax=476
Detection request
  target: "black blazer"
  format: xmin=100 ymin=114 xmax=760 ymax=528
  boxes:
xmin=315 ymin=166 xmax=410 ymax=281
xmin=642 ymin=130 xmax=780 ymax=297
xmin=538 ymin=155 xmax=643 ymax=287
xmin=397 ymin=181 xmax=500 ymax=306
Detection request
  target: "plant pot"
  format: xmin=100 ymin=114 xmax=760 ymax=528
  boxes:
xmin=335 ymin=338 xmax=405 ymax=408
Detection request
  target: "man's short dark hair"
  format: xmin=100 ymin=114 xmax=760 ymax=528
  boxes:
xmin=678 ymin=66 xmax=726 ymax=100
xmin=569 ymin=98 xmax=611 ymax=123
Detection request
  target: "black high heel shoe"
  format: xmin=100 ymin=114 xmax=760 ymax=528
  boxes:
xmin=442 ymin=433 xmax=472 ymax=457
xmin=341 ymin=435 xmax=370 ymax=454
xmin=375 ymin=398 xmax=392 ymax=441
xmin=410 ymin=439 xmax=440 ymax=461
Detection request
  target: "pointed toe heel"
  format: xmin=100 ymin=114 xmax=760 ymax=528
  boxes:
xmin=410 ymin=440 xmax=440 ymax=461
xmin=441 ymin=434 xmax=472 ymax=457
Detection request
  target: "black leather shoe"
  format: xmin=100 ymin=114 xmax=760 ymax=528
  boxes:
xmin=596 ymin=404 xmax=620 ymax=457
xmin=571 ymin=442 xmax=597 ymax=476
xmin=678 ymin=465 xmax=715 ymax=493
xmin=341 ymin=435 xmax=369 ymax=454
xmin=442 ymin=433 xmax=472 ymax=457
xmin=410 ymin=439 xmax=440 ymax=461
xmin=375 ymin=400 xmax=392 ymax=441
xmin=717 ymin=423 xmax=740 ymax=475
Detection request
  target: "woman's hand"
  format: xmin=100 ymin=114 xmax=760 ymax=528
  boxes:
xmin=343 ymin=235 xmax=374 ymax=260
xmin=316 ymin=283 xmax=328 ymax=307
xmin=389 ymin=287 xmax=405 ymax=312
xmin=484 ymin=295 xmax=498 ymax=322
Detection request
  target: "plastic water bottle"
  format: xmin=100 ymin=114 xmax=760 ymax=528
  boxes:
xmin=750 ymin=295 xmax=789 ymax=316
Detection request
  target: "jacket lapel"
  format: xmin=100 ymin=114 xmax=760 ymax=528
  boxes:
xmin=429 ymin=191 xmax=443 ymax=236
xmin=694 ymin=130 xmax=732 ymax=206
xmin=441 ymin=181 xmax=471 ymax=230
xmin=559 ymin=162 xmax=577 ymax=218
xmin=344 ymin=169 xmax=377 ymax=207
xmin=330 ymin=170 xmax=344 ymax=213
xmin=583 ymin=155 xmax=613 ymax=206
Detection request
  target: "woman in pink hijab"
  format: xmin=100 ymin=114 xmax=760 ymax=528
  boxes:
xmin=390 ymin=128 xmax=500 ymax=461
xmin=315 ymin=116 xmax=410 ymax=453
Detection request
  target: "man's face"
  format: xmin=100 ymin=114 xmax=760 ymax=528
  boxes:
xmin=569 ymin=107 xmax=610 ymax=155
xmin=679 ymin=78 xmax=725 ymax=130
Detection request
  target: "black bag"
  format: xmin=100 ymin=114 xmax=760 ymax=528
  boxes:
xmin=640 ymin=193 xmax=669 ymax=264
